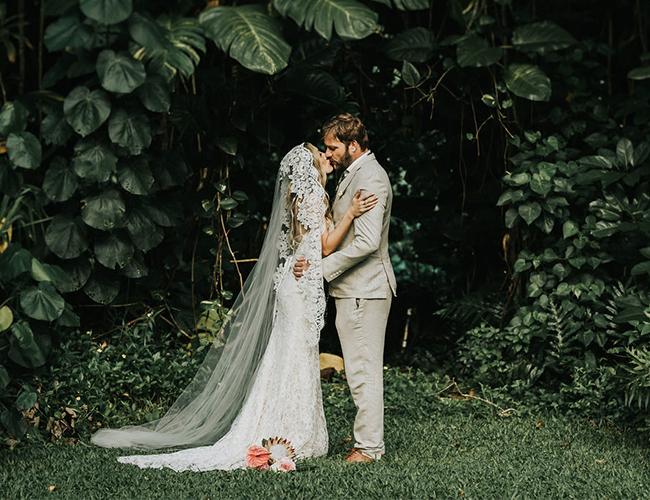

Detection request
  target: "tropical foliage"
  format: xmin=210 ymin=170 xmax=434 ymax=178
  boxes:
xmin=0 ymin=0 xmax=649 ymax=445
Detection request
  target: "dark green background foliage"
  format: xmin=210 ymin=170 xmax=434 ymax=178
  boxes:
xmin=0 ymin=0 xmax=649 ymax=446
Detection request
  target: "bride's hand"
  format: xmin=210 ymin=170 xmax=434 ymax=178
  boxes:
xmin=348 ymin=190 xmax=378 ymax=218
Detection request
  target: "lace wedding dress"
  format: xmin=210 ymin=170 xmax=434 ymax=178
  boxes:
xmin=91 ymin=144 xmax=329 ymax=471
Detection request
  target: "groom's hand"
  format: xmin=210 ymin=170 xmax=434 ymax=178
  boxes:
xmin=293 ymin=257 xmax=310 ymax=280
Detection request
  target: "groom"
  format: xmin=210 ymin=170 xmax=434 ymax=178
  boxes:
xmin=294 ymin=114 xmax=396 ymax=463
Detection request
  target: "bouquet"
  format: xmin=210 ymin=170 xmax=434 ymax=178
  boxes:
xmin=245 ymin=437 xmax=296 ymax=472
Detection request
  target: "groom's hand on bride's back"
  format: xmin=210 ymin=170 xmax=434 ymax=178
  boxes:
xmin=293 ymin=257 xmax=310 ymax=280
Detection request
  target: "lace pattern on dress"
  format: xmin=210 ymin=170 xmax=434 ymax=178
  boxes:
xmin=274 ymin=144 xmax=326 ymax=347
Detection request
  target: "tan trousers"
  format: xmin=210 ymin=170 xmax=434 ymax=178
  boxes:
xmin=335 ymin=296 xmax=392 ymax=459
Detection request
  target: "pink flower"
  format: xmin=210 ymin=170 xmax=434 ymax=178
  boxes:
xmin=245 ymin=445 xmax=271 ymax=469
xmin=276 ymin=457 xmax=296 ymax=472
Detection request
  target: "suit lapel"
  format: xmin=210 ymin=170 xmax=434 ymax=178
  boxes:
xmin=334 ymin=152 xmax=375 ymax=202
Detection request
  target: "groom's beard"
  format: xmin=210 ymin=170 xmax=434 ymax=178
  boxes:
xmin=333 ymin=150 xmax=353 ymax=171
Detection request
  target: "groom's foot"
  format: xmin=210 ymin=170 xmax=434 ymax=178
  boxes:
xmin=344 ymin=448 xmax=374 ymax=463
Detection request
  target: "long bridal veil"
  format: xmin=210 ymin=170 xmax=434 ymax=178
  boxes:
xmin=91 ymin=144 xmax=326 ymax=450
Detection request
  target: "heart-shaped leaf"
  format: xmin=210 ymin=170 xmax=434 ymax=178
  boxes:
xmin=20 ymin=282 xmax=65 ymax=321
xmin=30 ymin=259 xmax=67 ymax=283
xmin=72 ymin=137 xmax=117 ymax=182
xmin=45 ymin=214 xmax=89 ymax=259
xmin=124 ymin=206 xmax=164 ymax=252
xmin=200 ymin=5 xmax=291 ymax=75
xmin=7 ymin=132 xmax=42 ymax=170
xmin=43 ymin=15 xmax=94 ymax=52
xmin=56 ymin=302 xmax=81 ymax=328
xmin=121 ymin=250 xmax=148 ymax=278
xmin=43 ymin=157 xmax=79 ymax=202
xmin=108 ymin=109 xmax=151 ymax=152
xmin=386 ymin=27 xmax=435 ymax=62
xmin=95 ymin=230 xmax=134 ymax=269
xmin=42 ymin=106 xmax=74 ymax=146
xmin=0 ymin=101 xmax=28 ymax=137
xmin=518 ymin=201 xmax=542 ymax=224
xmin=81 ymin=187 xmax=125 ymax=230
xmin=504 ymin=63 xmax=551 ymax=102
xmin=64 ymin=86 xmax=111 ymax=137
xmin=84 ymin=269 xmax=120 ymax=304
xmin=136 ymin=75 xmax=171 ymax=112
xmin=96 ymin=50 xmax=146 ymax=93
xmin=80 ymin=0 xmax=132 ymax=25
xmin=54 ymin=257 xmax=92 ymax=293
xmin=117 ymin=156 xmax=154 ymax=195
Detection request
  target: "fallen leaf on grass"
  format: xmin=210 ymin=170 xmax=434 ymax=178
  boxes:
xmin=48 ymin=485 xmax=58 ymax=492
xmin=535 ymin=422 xmax=543 ymax=428
xmin=338 ymin=437 xmax=352 ymax=445
xmin=596 ymin=459 xmax=606 ymax=464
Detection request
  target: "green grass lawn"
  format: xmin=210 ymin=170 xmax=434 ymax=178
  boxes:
xmin=2 ymin=371 xmax=650 ymax=499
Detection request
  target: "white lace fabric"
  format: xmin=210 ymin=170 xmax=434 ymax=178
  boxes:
xmin=93 ymin=144 xmax=329 ymax=471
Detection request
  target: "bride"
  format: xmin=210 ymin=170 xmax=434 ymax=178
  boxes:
xmin=90 ymin=143 xmax=377 ymax=471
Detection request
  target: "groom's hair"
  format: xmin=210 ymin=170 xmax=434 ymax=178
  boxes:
xmin=322 ymin=114 xmax=369 ymax=151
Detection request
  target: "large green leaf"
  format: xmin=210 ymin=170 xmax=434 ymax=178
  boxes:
xmin=63 ymin=86 xmax=111 ymax=137
xmin=117 ymin=156 xmax=154 ymax=195
xmin=108 ymin=109 xmax=151 ymax=152
xmin=273 ymin=0 xmax=378 ymax=41
xmin=20 ymin=282 xmax=65 ymax=321
xmin=0 ymin=246 xmax=32 ymax=281
xmin=7 ymin=132 xmax=42 ymax=170
xmin=130 ymin=14 xmax=205 ymax=81
xmin=371 ymin=0 xmax=429 ymax=8
xmin=8 ymin=322 xmax=50 ymax=369
xmin=616 ymin=138 xmax=634 ymax=168
xmin=81 ymin=187 xmax=125 ymax=230
xmin=94 ymin=230 xmax=133 ymax=269
xmin=45 ymin=214 xmax=89 ymax=259
xmin=72 ymin=137 xmax=117 ymax=182
xmin=512 ymin=21 xmax=577 ymax=54
xmin=84 ymin=269 xmax=120 ymax=304
xmin=200 ymin=5 xmax=291 ymax=75
xmin=79 ymin=0 xmax=132 ymax=25
xmin=504 ymin=63 xmax=551 ymax=102
xmin=518 ymin=201 xmax=542 ymax=225
xmin=43 ymin=157 xmax=78 ymax=203
xmin=386 ymin=27 xmax=435 ymax=63
xmin=43 ymin=15 xmax=93 ymax=52
xmin=0 ymin=101 xmax=28 ymax=137
xmin=41 ymin=106 xmax=74 ymax=146
xmin=121 ymin=250 xmax=148 ymax=278
xmin=401 ymin=60 xmax=420 ymax=86
xmin=56 ymin=302 xmax=81 ymax=328
xmin=96 ymin=50 xmax=146 ymax=93
xmin=628 ymin=66 xmax=650 ymax=81
xmin=136 ymin=75 xmax=171 ymax=112
xmin=457 ymin=37 xmax=502 ymax=67
xmin=125 ymin=206 xmax=164 ymax=252
xmin=0 ymin=306 xmax=13 ymax=332
xmin=54 ymin=257 xmax=92 ymax=293
xmin=30 ymin=259 xmax=68 ymax=283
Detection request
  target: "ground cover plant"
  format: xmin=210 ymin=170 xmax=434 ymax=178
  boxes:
xmin=1 ymin=368 xmax=649 ymax=499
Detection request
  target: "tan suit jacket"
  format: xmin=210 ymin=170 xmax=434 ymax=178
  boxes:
xmin=322 ymin=152 xmax=397 ymax=298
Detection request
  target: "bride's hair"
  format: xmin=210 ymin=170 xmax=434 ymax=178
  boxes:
xmin=287 ymin=143 xmax=332 ymax=246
